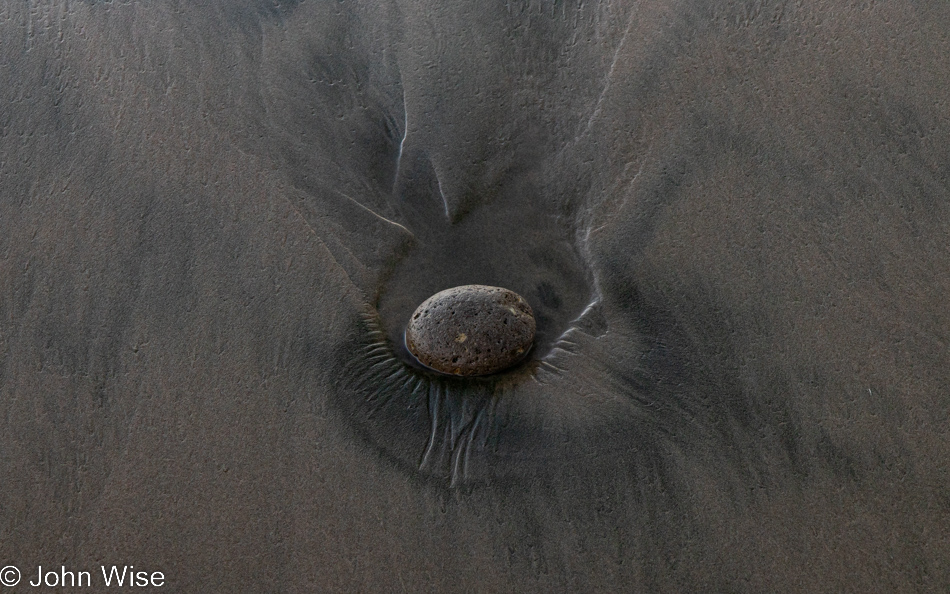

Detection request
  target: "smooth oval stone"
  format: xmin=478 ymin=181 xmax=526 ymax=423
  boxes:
xmin=405 ymin=285 xmax=536 ymax=376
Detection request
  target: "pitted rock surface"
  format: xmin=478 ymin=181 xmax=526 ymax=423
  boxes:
xmin=405 ymin=285 xmax=536 ymax=376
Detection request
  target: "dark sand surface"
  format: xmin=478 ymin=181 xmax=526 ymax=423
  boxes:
xmin=2 ymin=1 xmax=949 ymax=591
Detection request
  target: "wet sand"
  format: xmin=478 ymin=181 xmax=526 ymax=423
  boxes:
xmin=1 ymin=0 xmax=949 ymax=591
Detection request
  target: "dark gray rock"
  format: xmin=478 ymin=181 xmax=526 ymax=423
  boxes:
xmin=405 ymin=285 xmax=535 ymax=375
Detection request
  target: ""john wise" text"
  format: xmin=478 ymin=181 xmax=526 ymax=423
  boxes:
xmin=27 ymin=565 xmax=164 ymax=588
